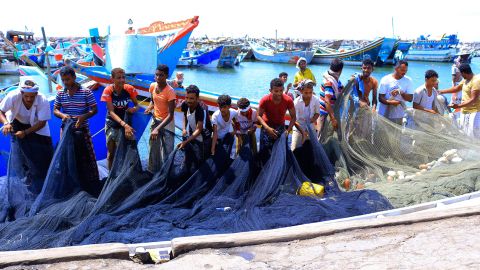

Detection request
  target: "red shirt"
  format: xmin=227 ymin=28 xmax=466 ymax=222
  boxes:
xmin=259 ymin=93 xmax=294 ymax=128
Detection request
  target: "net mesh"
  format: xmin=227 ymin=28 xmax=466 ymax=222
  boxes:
xmin=0 ymin=105 xmax=391 ymax=250
xmin=322 ymin=79 xmax=480 ymax=208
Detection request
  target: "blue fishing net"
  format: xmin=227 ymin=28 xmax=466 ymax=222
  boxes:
xmin=0 ymin=91 xmax=394 ymax=251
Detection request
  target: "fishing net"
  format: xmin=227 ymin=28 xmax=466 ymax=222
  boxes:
xmin=0 ymin=100 xmax=392 ymax=251
xmin=322 ymin=78 xmax=480 ymax=208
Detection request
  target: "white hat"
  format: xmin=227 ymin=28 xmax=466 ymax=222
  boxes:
xmin=18 ymin=79 xmax=39 ymax=93
xmin=296 ymin=57 xmax=307 ymax=69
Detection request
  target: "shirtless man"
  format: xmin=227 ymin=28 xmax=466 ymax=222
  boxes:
xmin=354 ymin=59 xmax=378 ymax=110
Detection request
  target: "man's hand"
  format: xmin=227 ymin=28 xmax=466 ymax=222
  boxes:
xmin=144 ymin=107 xmax=153 ymax=114
xmin=177 ymin=141 xmax=188 ymax=150
xmin=391 ymin=89 xmax=400 ymax=97
xmin=75 ymin=115 xmax=86 ymax=128
xmin=266 ymin=127 xmax=278 ymax=139
xmin=390 ymin=100 xmax=401 ymax=106
xmin=150 ymin=128 xmax=159 ymax=140
xmin=62 ymin=114 xmax=71 ymax=122
xmin=448 ymin=103 xmax=460 ymax=109
xmin=126 ymin=106 xmax=138 ymax=114
xmin=14 ymin=130 xmax=26 ymax=139
xmin=124 ymin=124 xmax=135 ymax=140
xmin=331 ymin=117 xmax=338 ymax=130
xmin=301 ymin=129 xmax=308 ymax=144
xmin=247 ymin=125 xmax=257 ymax=135
xmin=2 ymin=123 xmax=13 ymax=135
xmin=359 ymin=100 xmax=369 ymax=108
xmin=182 ymin=129 xmax=187 ymax=137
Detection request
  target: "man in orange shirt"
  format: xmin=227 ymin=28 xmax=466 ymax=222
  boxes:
xmin=144 ymin=64 xmax=176 ymax=173
xmin=100 ymin=68 xmax=138 ymax=170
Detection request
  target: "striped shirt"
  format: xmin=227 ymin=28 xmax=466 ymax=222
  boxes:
xmin=319 ymin=80 xmax=343 ymax=115
xmin=54 ymin=87 xmax=97 ymax=127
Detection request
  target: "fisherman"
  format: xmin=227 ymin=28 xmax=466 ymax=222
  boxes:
xmin=318 ymin=58 xmax=344 ymax=138
xmin=293 ymin=57 xmax=316 ymax=88
xmin=211 ymin=94 xmax=237 ymax=156
xmin=54 ymin=66 xmax=101 ymax=197
xmin=235 ymin=97 xmax=258 ymax=155
xmin=439 ymin=63 xmax=480 ymax=138
xmin=168 ymin=71 xmax=184 ymax=88
xmin=353 ymin=58 xmax=378 ymax=110
xmin=178 ymin=85 xmax=213 ymax=162
xmin=377 ymin=60 xmax=414 ymax=125
xmin=291 ymin=79 xmax=320 ymax=151
xmin=413 ymin=70 xmax=439 ymax=114
xmin=257 ymin=78 xmax=296 ymax=163
xmin=100 ymin=67 xmax=138 ymax=170
xmin=144 ymin=64 xmax=176 ymax=173
xmin=279 ymin=72 xmax=294 ymax=100
xmin=0 ymin=79 xmax=53 ymax=194
xmin=451 ymin=57 xmax=464 ymax=122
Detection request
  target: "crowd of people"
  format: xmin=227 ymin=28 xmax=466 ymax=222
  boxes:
xmin=0 ymin=56 xmax=479 ymax=197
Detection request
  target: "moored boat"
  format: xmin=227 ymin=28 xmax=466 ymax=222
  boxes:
xmin=248 ymin=39 xmax=315 ymax=64
xmin=405 ymin=34 xmax=472 ymax=63
xmin=312 ymin=37 xmax=385 ymax=66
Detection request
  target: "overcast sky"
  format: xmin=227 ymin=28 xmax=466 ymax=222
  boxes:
xmin=2 ymin=0 xmax=479 ymax=41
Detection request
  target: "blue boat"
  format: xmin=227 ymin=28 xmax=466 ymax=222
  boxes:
xmin=375 ymin=37 xmax=397 ymax=65
xmin=0 ymin=66 xmax=151 ymax=177
xmin=178 ymin=45 xmax=243 ymax=68
xmin=405 ymin=34 xmax=472 ymax=63
xmin=312 ymin=38 xmax=385 ymax=66
xmin=376 ymin=40 xmax=413 ymax=66
xmin=248 ymin=40 xmax=315 ymax=64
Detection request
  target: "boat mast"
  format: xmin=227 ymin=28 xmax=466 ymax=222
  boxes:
xmin=392 ymin=17 xmax=395 ymax=38
xmin=275 ymin=29 xmax=278 ymax=51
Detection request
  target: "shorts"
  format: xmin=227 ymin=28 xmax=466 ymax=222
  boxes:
xmin=105 ymin=126 xmax=122 ymax=145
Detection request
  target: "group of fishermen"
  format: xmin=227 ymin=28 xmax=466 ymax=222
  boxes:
xmin=1 ymin=55 xmax=479 ymax=197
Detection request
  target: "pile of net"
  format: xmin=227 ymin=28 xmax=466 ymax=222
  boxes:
xmin=0 ymin=110 xmax=392 ymax=251
xmin=322 ymin=79 xmax=480 ymax=208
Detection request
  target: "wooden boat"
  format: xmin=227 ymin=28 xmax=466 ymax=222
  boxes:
xmin=312 ymin=38 xmax=386 ymax=66
xmin=248 ymin=39 xmax=314 ymax=64
xmin=177 ymin=45 xmax=242 ymax=68
xmin=405 ymin=34 xmax=472 ymax=63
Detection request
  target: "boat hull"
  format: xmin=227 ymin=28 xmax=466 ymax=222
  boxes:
xmin=0 ymin=66 xmax=151 ymax=177
xmin=312 ymin=38 xmax=385 ymax=66
xmin=405 ymin=48 xmax=460 ymax=62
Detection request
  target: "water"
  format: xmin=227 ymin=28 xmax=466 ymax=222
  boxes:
xmin=177 ymin=58 xmax=480 ymax=102
xmin=2 ymin=58 xmax=480 ymax=100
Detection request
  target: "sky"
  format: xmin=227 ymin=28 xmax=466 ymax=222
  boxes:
xmin=2 ymin=0 xmax=480 ymax=42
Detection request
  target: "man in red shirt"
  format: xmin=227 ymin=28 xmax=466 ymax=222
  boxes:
xmin=257 ymin=78 xmax=297 ymax=163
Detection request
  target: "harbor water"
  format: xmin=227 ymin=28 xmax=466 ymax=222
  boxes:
xmin=2 ymin=58 xmax=480 ymax=101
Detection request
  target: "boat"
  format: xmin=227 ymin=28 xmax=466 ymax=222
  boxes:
xmin=126 ymin=16 xmax=200 ymax=76
xmin=375 ymin=39 xmax=412 ymax=66
xmin=177 ymin=44 xmax=242 ymax=68
xmin=0 ymin=66 xmax=151 ymax=177
xmin=248 ymin=39 xmax=315 ymax=64
xmin=312 ymin=37 xmax=386 ymax=65
xmin=0 ymin=60 xmax=19 ymax=75
xmin=405 ymin=34 xmax=472 ymax=63
xmin=375 ymin=37 xmax=397 ymax=65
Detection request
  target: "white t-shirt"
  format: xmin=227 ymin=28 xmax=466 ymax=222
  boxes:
xmin=0 ymin=90 xmax=51 ymax=136
xmin=17 ymin=103 xmax=33 ymax=124
xmin=294 ymin=95 xmax=320 ymax=130
xmin=413 ymin=85 xmax=437 ymax=110
xmin=211 ymin=108 xmax=237 ymax=139
xmin=236 ymin=108 xmax=257 ymax=134
xmin=377 ymin=74 xmax=413 ymax=119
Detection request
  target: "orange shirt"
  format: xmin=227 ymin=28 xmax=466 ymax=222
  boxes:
xmin=149 ymin=82 xmax=176 ymax=119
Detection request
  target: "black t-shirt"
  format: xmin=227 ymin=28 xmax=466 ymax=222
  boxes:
xmin=102 ymin=86 xmax=135 ymax=128
xmin=181 ymin=101 xmax=212 ymax=140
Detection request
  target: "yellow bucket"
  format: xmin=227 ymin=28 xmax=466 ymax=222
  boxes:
xmin=297 ymin=182 xmax=324 ymax=197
